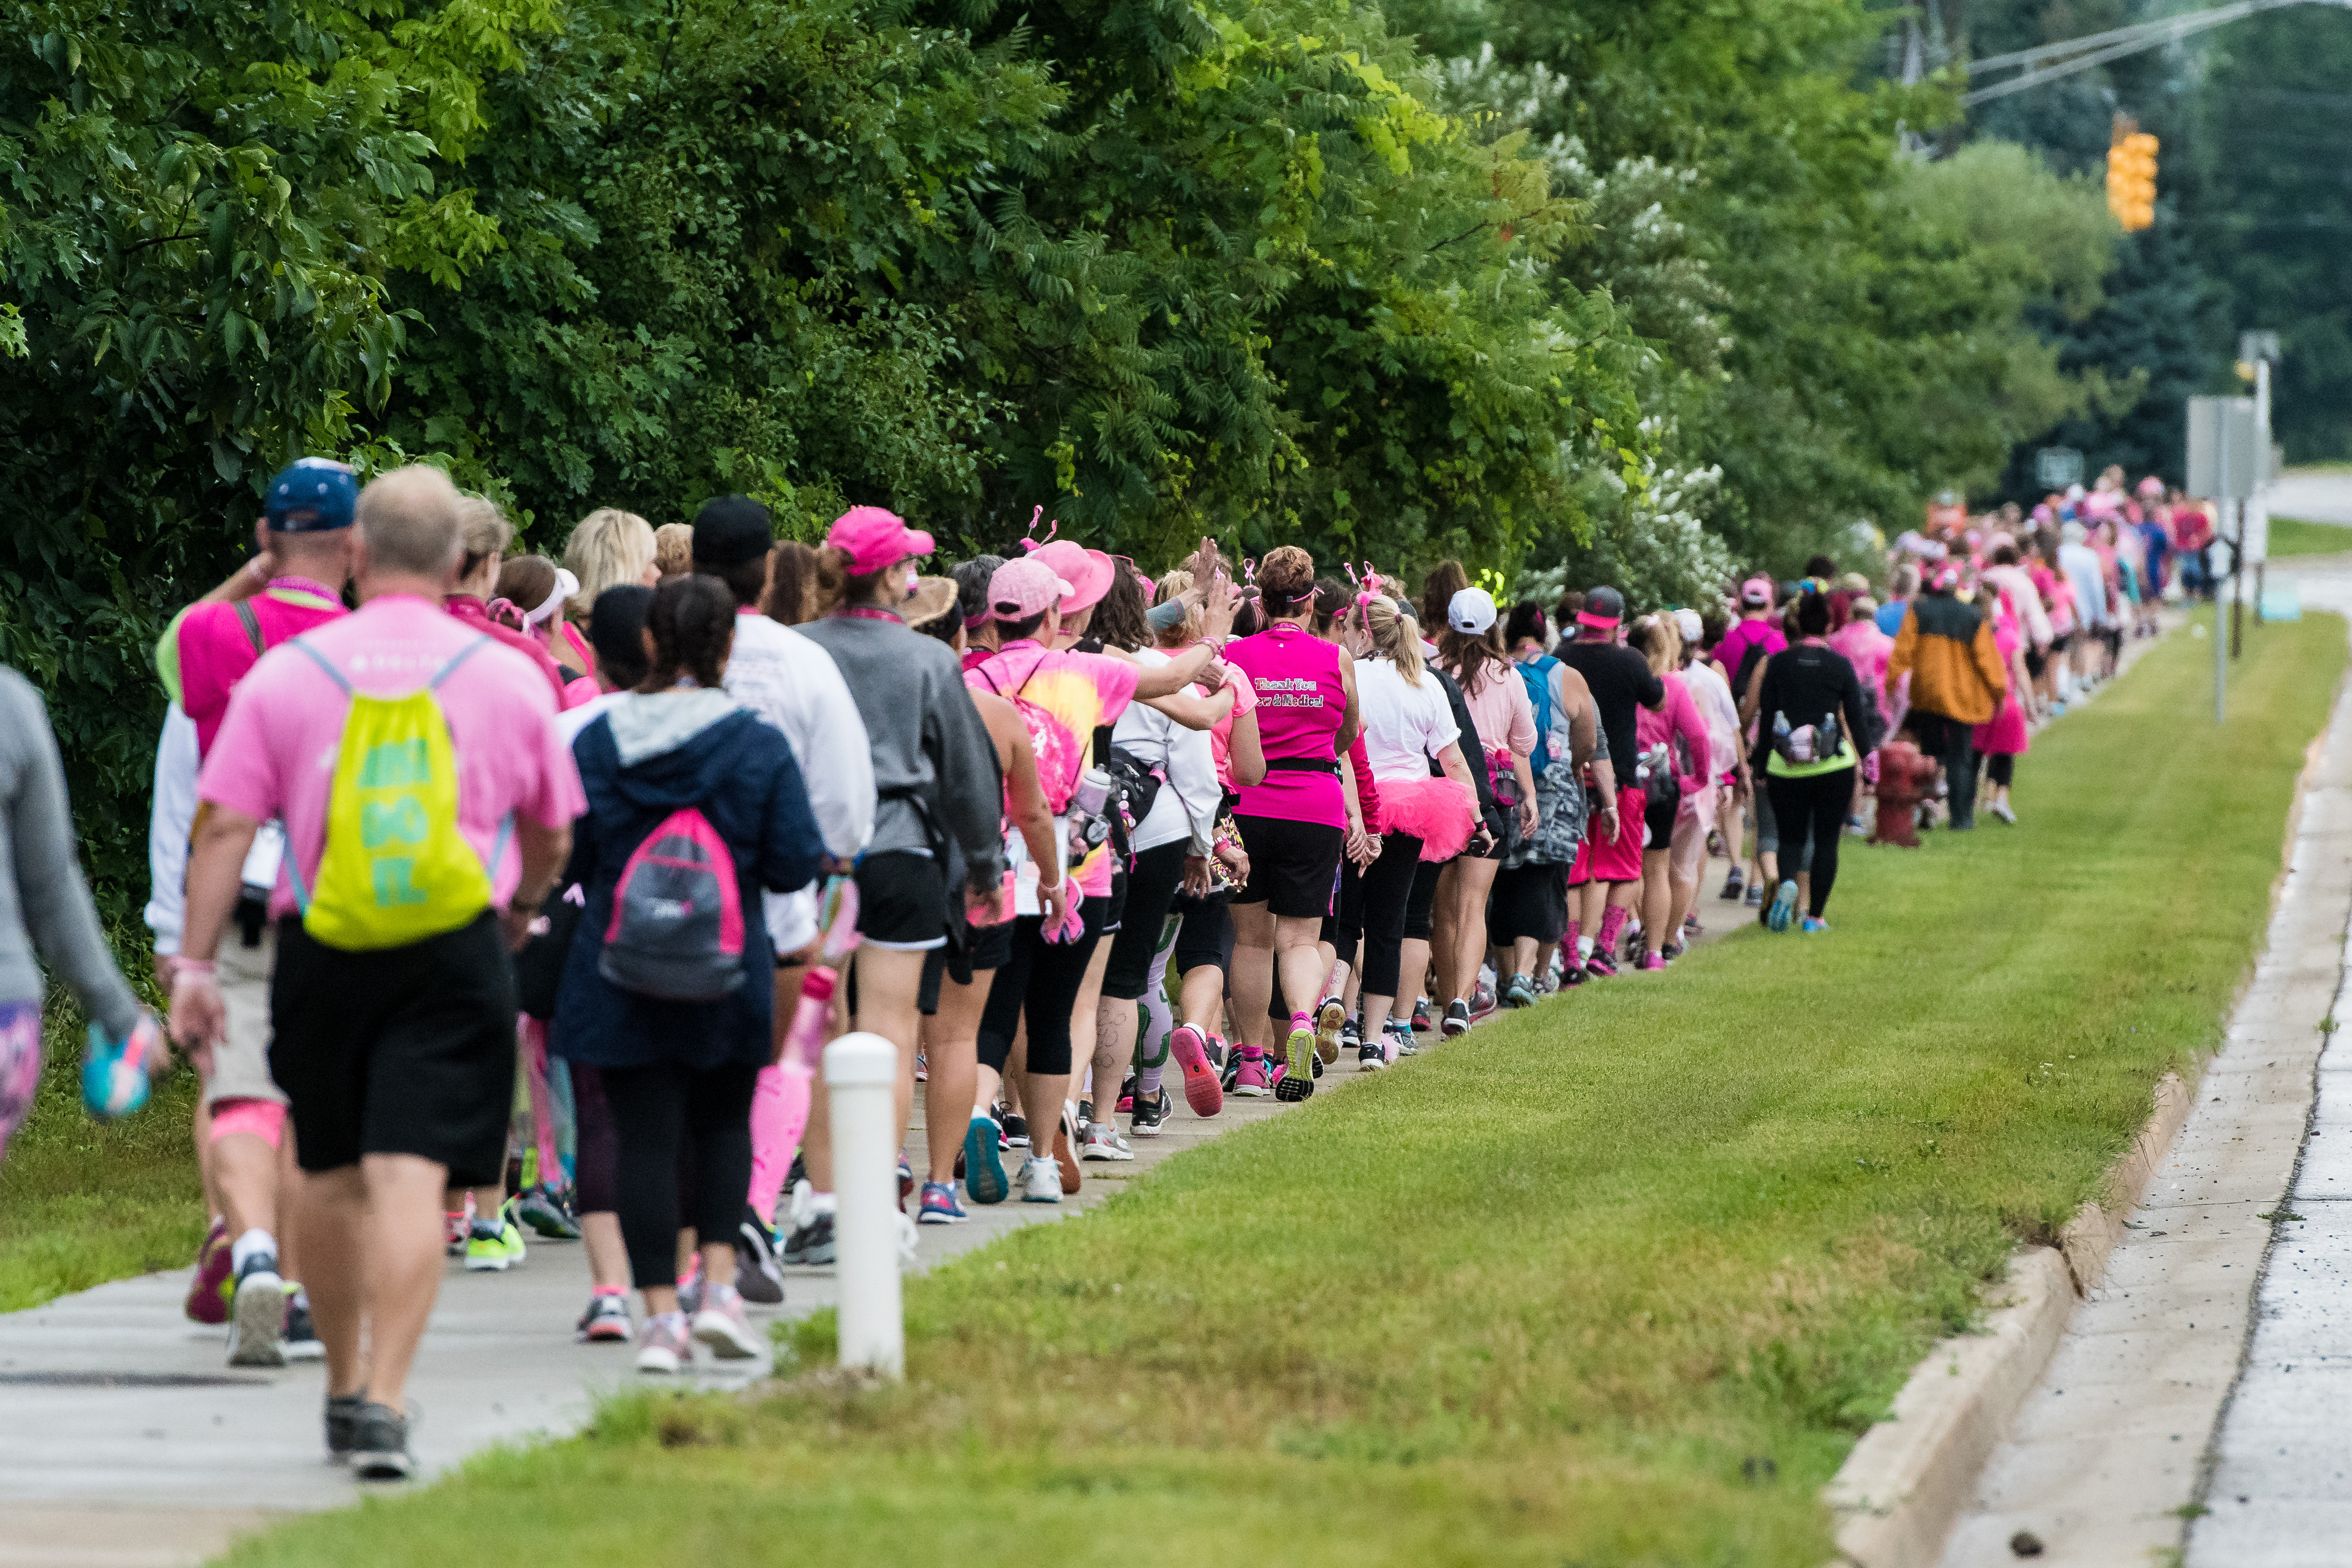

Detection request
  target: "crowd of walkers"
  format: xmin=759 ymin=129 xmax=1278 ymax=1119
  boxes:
xmin=0 ymin=457 xmax=2172 ymax=1482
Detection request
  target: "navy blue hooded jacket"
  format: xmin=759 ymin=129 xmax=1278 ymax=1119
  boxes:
xmin=552 ymin=691 xmax=824 ymax=1069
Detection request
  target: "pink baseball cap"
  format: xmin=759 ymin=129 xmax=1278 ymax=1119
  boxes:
xmin=987 ymin=558 xmax=1073 ymax=622
xmin=1030 ymin=539 xmax=1114 ymax=614
xmin=1739 ymin=575 xmax=1773 ymax=607
xmin=827 ymin=505 xmax=935 ymax=575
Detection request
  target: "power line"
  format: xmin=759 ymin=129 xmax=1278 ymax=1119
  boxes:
xmin=1963 ymin=0 xmax=2352 ymax=106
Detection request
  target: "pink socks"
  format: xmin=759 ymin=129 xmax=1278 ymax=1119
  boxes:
xmin=1596 ymin=905 xmax=1629 ymax=953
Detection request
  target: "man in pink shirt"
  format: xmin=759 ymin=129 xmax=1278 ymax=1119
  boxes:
xmin=168 ymin=466 xmax=583 ymax=1482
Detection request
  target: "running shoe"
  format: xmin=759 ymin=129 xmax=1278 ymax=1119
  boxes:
xmin=1054 ymin=1109 xmax=1083 ymax=1192
xmin=919 ymin=1181 xmax=970 ymax=1224
xmin=1800 ymin=915 xmax=1829 ymax=935
xmin=80 ymin=1013 xmax=162 ymax=1122
xmin=1339 ymin=1015 xmax=1363 ymax=1054
xmin=1584 ymin=950 xmax=1617 ymax=979
xmin=465 ymin=1217 xmax=526 ymax=1272
xmin=1991 ymin=800 xmax=2017 ymax=825
xmin=325 ymin=1392 xmax=364 ymax=1463
xmin=964 ymin=1115 xmax=1010 ymax=1206
xmin=636 ymin=1314 xmax=693 ymax=1375
xmin=1845 ymin=813 xmax=1869 ymax=837
xmin=1469 ymin=983 xmax=1497 ymax=1020
xmin=1358 ymin=1037 xmax=1386 ymax=1070
xmin=1019 ymin=1156 xmax=1062 ymax=1204
xmin=677 ymin=1259 xmax=704 ymax=1318
xmin=1661 ymin=939 xmax=1686 ymax=962
xmin=1720 ymin=867 xmax=1744 ymax=901
xmin=1129 ymin=1086 xmax=1171 ymax=1137
xmin=517 ymin=1185 xmax=580 ymax=1241
xmin=1169 ymin=1024 xmax=1223 ymax=1117
xmin=1275 ymin=1017 xmax=1316 ymax=1102
xmin=1744 ymin=882 xmax=1764 ymax=909
xmin=1560 ymin=962 xmax=1586 ymax=988
xmin=1766 ymin=878 xmax=1799 ymax=933
xmin=282 ymin=1287 xmax=324 ymax=1362
xmin=1620 ymin=922 xmax=1644 ymax=966
xmin=1684 ymin=911 xmax=1701 ymax=934
xmin=1503 ymin=973 xmax=1536 ymax=1009
xmin=1081 ymin=1121 xmax=1135 ymax=1161
xmin=1000 ymin=1109 xmax=1030 ymax=1149
xmin=1410 ymin=997 xmax=1433 ymax=1033
xmin=1314 ymin=997 xmax=1346 ymax=1064
xmin=185 ymin=1218 xmax=231 ymax=1326
xmin=781 ymin=1211 xmax=835 ymax=1266
xmin=350 ymin=1401 xmax=416 ymax=1482
xmin=444 ymin=1208 xmax=470 ymax=1258
xmin=1393 ymin=1023 xmax=1421 ymax=1058
xmin=1637 ymin=952 xmax=1667 ymax=972
xmin=735 ymin=1211 xmax=785 ymax=1304
xmin=691 ymin=1282 xmax=764 ymax=1360
xmin=1117 ymin=1075 xmax=1136 ymax=1115
xmin=226 ymin=1250 xmax=286 ymax=1368
xmin=898 ymin=1155 xmax=914 ymax=1211
xmin=1232 ymin=1052 xmax=1272 ymax=1098
xmin=578 ymin=1290 xmax=633 ymax=1342
xmin=1204 ymin=1033 xmax=1229 ymax=1070
xmin=1441 ymin=999 xmax=1471 ymax=1037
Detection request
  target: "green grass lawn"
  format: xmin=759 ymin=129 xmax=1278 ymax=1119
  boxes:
xmin=1 ymin=989 xmax=204 ymax=1312
xmin=2266 ymin=515 xmax=2352 ymax=558
xmin=205 ymin=615 xmax=2341 ymax=1565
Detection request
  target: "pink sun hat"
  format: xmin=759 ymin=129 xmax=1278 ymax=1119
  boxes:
xmin=1029 ymin=539 xmax=1114 ymax=614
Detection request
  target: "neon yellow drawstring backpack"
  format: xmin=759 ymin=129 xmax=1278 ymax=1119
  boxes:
xmin=285 ymin=636 xmax=511 ymax=951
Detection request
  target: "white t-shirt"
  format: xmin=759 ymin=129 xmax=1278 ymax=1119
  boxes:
xmin=1110 ymin=648 xmax=1222 ymax=856
xmin=1355 ymin=658 xmax=1459 ymax=780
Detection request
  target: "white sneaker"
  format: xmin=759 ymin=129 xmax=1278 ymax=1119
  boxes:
xmin=690 ymin=1286 xmax=764 ymax=1360
xmin=1020 ymin=1157 xmax=1062 ymax=1203
xmin=635 ymin=1313 xmax=692 ymax=1375
xmin=1079 ymin=1122 xmax=1133 ymax=1161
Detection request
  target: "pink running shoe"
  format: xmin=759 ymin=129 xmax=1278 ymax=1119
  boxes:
xmin=1637 ymin=952 xmax=1668 ymax=972
xmin=1171 ymin=1025 xmax=1224 ymax=1117
xmin=184 ymin=1217 xmax=231 ymax=1326
xmin=1232 ymin=1051 xmax=1272 ymax=1098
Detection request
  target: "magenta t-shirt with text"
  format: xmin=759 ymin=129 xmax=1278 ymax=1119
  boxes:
xmin=198 ymin=594 xmax=586 ymax=919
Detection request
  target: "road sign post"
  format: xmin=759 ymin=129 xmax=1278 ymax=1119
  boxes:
xmin=2187 ymin=395 xmax=2259 ymax=723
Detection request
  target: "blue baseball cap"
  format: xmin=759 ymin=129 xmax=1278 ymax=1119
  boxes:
xmin=264 ymin=458 xmax=358 ymax=533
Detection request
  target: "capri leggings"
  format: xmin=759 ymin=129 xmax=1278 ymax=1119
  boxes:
xmin=568 ymin=1062 xmax=618 ymax=1217
xmin=1356 ymin=830 xmax=1427 ymax=996
xmin=602 ymin=1059 xmax=759 ymax=1290
xmin=1102 ymin=841 xmax=1189 ymax=1000
xmin=977 ymin=896 xmax=1111 ymax=1077
xmin=1764 ymin=767 xmax=1855 ymax=919
xmin=1403 ymin=858 xmax=1443 ymax=941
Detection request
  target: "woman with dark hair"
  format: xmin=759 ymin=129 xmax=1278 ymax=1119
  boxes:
xmin=950 ymin=554 xmax=1007 ymax=671
xmin=1419 ymin=559 xmax=1470 ymax=637
xmin=762 ymin=540 xmax=822 ymax=626
xmin=1750 ymin=590 xmax=1868 ymax=933
xmin=494 ymin=554 xmax=595 ymax=694
xmin=1221 ymin=545 xmax=1359 ymax=1099
xmin=553 ymin=576 xmax=826 ymax=1372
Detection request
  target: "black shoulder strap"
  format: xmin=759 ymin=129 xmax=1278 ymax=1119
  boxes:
xmin=235 ymin=600 xmax=264 ymax=657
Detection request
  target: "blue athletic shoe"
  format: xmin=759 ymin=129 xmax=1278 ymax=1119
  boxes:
xmin=1766 ymin=879 xmax=1799 ymax=933
xmin=82 ymin=1013 xmax=163 ymax=1122
xmin=964 ymin=1115 xmax=1009 ymax=1205
xmin=918 ymin=1181 xmax=969 ymax=1225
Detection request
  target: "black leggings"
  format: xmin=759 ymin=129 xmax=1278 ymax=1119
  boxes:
xmin=1357 ymin=831 xmax=1427 ymax=996
xmin=1986 ymin=753 xmax=2016 ymax=788
xmin=568 ymin=1063 xmax=618 ymax=1217
xmin=1765 ymin=768 xmax=1854 ymax=918
xmin=977 ymin=897 xmax=1109 ymax=1077
xmin=1102 ymin=842 xmax=1189 ymax=1000
xmin=602 ymin=1059 xmax=760 ymax=1291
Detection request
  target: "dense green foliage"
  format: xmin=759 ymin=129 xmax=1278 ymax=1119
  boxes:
xmin=3 ymin=0 xmax=2124 ymax=920
xmin=218 ymin=613 xmax=2343 ymax=1568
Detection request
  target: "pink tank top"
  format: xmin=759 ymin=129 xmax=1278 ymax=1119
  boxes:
xmin=1224 ymin=621 xmax=1346 ymax=826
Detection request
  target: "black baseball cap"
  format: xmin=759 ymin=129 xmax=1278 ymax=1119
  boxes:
xmin=692 ymin=495 xmax=773 ymax=568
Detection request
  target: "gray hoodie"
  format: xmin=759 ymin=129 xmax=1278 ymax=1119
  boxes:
xmin=0 ymin=669 xmax=139 ymax=1034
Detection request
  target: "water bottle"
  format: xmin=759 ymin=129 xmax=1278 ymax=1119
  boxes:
xmin=1067 ymin=766 xmax=1114 ymax=868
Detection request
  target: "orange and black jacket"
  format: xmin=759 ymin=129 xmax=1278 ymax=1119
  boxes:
xmin=1887 ymin=593 xmax=2008 ymax=727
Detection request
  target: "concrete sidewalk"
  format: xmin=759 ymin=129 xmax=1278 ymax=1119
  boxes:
xmin=0 ymin=853 xmax=1743 ymax=1568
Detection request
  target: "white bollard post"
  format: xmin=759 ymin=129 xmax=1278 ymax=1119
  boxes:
xmin=823 ymin=1030 xmax=903 ymax=1378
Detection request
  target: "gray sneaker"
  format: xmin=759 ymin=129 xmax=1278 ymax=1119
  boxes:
xmin=324 ymin=1392 xmax=366 ymax=1462
xmin=351 ymin=1401 xmax=416 ymax=1482
xmin=1020 ymin=1156 xmax=1062 ymax=1204
xmin=226 ymin=1254 xmax=286 ymax=1368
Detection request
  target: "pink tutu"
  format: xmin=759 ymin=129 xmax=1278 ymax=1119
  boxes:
xmin=1376 ymin=774 xmax=1478 ymax=862
xmin=1973 ymin=693 xmax=2029 ymax=756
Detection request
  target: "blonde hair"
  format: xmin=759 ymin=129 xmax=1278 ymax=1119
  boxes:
xmin=1630 ymin=613 xmax=1682 ymax=677
xmin=1154 ymin=569 xmax=1203 ymax=646
xmin=1357 ymin=595 xmax=1425 ymax=686
xmin=652 ymin=523 xmax=695 ymax=580
xmin=564 ymin=507 xmax=656 ymax=619
xmin=453 ymin=493 xmax=512 ymax=570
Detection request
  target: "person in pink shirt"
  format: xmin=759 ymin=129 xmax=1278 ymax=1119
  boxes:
xmin=442 ymin=495 xmax=577 ymax=709
xmin=168 ymin=465 xmax=583 ymax=1482
xmin=1972 ymin=586 xmax=2034 ymax=825
xmin=1434 ymin=587 xmax=1535 ymax=1022
xmin=1628 ymin=616 xmax=1711 ymax=971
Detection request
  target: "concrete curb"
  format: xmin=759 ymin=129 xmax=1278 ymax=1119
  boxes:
xmin=1821 ymin=1074 xmax=2193 ymax=1568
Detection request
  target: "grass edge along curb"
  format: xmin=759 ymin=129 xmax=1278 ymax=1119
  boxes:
xmin=213 ymin=613 xmax=2347 ymax=1568
xmin=1822 ymin=622 xmax=2352 ymax=1568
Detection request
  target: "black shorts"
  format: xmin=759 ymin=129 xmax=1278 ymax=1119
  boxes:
xmin=2050 ymin=632 xmax=2072 ymax=654
xmin=856 ymin=850 xmax=947 ymax=951
xmin=2024 ymin=647 xmax=2046 ymax=679
xmin=1642 ymin=786 xmax=1678 ymax=849
xmin=1487 ymin=863 xmax=1568 ymax=945
xmin=1103 ymin=841 xmax=1189 ymax=999
xmin=918 ymin=917 xmax=1014 ymax=1014
xmin=269 ymin=912 xmax=517 ymax=1187
xmin=1232 ymin=815 xmax=1344 ymax=919
xmin=1169 ymin=890 xmax=1233 ymax=976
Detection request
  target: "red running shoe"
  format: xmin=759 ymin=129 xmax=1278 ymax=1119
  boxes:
xmin=184 ymin=1217 xmax=231 ymax=1326
xmin=1170 ymin=1024 xmax=1223 ymax=1118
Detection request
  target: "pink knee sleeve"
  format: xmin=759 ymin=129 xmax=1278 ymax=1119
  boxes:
xmin=747 ymin=1062 xmax=811 ymax=1227
xmin=209 ymin=1098 xmax=286 ymax=1148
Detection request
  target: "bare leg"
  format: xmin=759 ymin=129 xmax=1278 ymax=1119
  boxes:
xmin=581 ymin=1212 xmax=629 ymax=1292
xmin=926 ymin=969 xmax=991 ymax=1183
xmin=1394 ymin=936 xmax=1432 ymax=1021
xmin=1440 ymin=857 xmax=1499 ymax=1003
xmin=1641 ymin=848 xmax=1672 ymax=958
xmin=850 ymin=945 xmax=927 ymax=1168
xmin=1229 ymin=901 xmax=1278 ymax=1053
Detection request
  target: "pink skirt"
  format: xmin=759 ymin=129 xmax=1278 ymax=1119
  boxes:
xmin=1973 ymin=694 xmax=2029 ymax=756
xmin=1376 ymin=774 xmax=1478 ymax=862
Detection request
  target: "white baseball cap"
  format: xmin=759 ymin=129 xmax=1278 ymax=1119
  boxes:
xmin=1446 ymin=587 xmax=1497 ymax=635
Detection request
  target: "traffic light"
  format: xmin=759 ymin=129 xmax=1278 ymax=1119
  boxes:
xmin=2107 ymin=119 xmax=2157 ymax=233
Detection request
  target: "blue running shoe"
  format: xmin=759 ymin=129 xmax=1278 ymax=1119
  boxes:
xmin=1766 ymin=879 xmax=1799 ymax=933
xmin=918 ymin=1181 xmax=969 ymax=1225
xmin=82 ymin=1013 xmax=163 ymax=1122
xmin=964 ymin=1115 xmax=1009 ymax=1205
